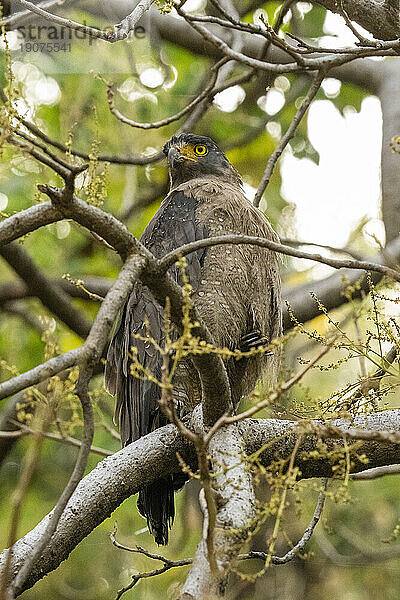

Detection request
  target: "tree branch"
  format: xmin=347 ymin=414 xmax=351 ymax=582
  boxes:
xmin=283 ymin=236 xmax=400 ymax=329
xmin=1 ymin=409 xmax=400 ymax=594
xmin=0 ymin=349 xmax=81 ymax=401
xmin=253 ymin=70 xmax=325 ymax=206
xmin=314 ymin=0 xmax=400 ymax=41
xmin=181 ymin=424 xmax=256 ymax=598
xmin=0 ymin=202 xmax=62 ymax=247
xmin=0 ymin=277 xmax=112 ymax=304
xmin=159 ymin=233 xmax=400 ymax=284
xmin=0 ymin=243 xmax=92 ymax=339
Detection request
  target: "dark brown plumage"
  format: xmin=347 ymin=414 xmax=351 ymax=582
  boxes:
xmin=105 ymin=133 xmax=282 ymax=545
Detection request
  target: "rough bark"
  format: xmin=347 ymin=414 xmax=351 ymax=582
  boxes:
xmin=181 ymin=425 xmax=256 ymax=599
xmin=379 ymin=61 xmax=400 ymax=243
xmin=1 ymin=410 xmax=400 ymax=595
xmin=315 ymin=0 xmax=400 ymax=41
xmin=80 ymin=1 xmax=382 ymax=93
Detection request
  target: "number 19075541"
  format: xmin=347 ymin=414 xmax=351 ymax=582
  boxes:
xmin=20 ymin=42 xmax=71 ymax=52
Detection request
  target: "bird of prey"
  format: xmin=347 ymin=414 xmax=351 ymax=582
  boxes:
xmin=106 ymin=133 xmax=282 ymax=545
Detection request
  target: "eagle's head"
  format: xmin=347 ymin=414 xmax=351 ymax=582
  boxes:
xmin=163 ymin=133 xmax=242 ymax=188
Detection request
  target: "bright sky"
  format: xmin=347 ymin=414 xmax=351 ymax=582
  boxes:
xmin=212 ymin=10 xmax=384 ymax=256
xmin=279 ymin=10 xmax=383 ymax=250
xmin=280 ymin=96 xmax=383 ymax=248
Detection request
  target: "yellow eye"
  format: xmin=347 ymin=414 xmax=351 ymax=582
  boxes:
xmin=194 ymin=144 xmax=208 ymax=156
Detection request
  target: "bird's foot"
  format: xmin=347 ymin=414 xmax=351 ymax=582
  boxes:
xmin=239 ymin=331 xmax=274 ymax=354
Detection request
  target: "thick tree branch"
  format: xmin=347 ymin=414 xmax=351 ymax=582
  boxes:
xmin=80 ymin=2 xmax=381 ymax=92
xmin=1 ymin=409 xmax=400 ymax=594
xmin=314 ymin=0 xmax=400 ymax=41
xmin=181 ymin=424 xmax=256 ymax=598
xmin=0 ymin=202 xmax=62 ymax=247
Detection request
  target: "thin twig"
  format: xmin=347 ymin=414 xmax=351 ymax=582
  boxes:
xmin=280 ymin=238 xmax=364 ymax=261
xmin=206 ymin=343 xmax=332 ymax=440
xmin=158 ymin=233 xmax=400 ymax=286
xmin=351 ymin=464 xmax=400 ymax=480
xmin=106 ymin=59 xmax=225 ymax=129
xmin=5 ymin=421 xmax=113 ymax=457
xmin=0 ymin=421 xmax=45 ymax=600
xmin=12 ymin=0 xmax=116 ymax=42
xmin=11 ymin=364 xmax=95 ymax=595
xmin=245 ymin=478 xmax=328 ymax=564
xmin=253 ymin=70 xmax=324 ymax=206
xmin=0 ymin=0 xmax=71 ymax=27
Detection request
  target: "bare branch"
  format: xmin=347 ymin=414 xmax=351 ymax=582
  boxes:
xmin=305 ymin=421 xmax=400 ymax=445
xmin=158 ymin=233 xmax=400 ymax=284
xmin=253 ymin=70 xmax=324 ymax=206
xmin=218 ymin=344 xmax=332 ymax=427
xmin=176 ymin=4 xmax=400 ymax=74
xmin=0 ymin=243 xmax=92 ymax=339
xmin=280 ymin=238 xmax=364 ymax=261
xmin=351 ymin=464 xmax=400 ymax=480
xmin=80 ymin=4 xmax=382 ymax=92
xmin=113 ymin=0 xmax=155 ymax=41
xmin=0 ymin=202 xmax=61 ymax=247
xmin=0 ymin=0 xmax=72 ymax=27
xmin=2 ymin=409 xmax=400 ymax=593
xmin=247 ymin=478 xmax=327 ymax=565
xmin=3 ymin=422 xmax=113 ymax=458
xmin=106 ymin=59 xmax=225 ymax=129
xmin=6 ymin=133 xmax=85 ymax=180
xmin=11 ymin=0 xmax=116 ymax=42
xmin=0 ymin=277 xmax=111 ymax=304
xmin=110 ymin=477 xmax=327 ymax=586
xmin=0 ymin=349 xmax=81 ymax=401
xmin=181 ymin=423 xmax=256 ymax=598
xmin=110 ymin=525 xmax=192 ymax=599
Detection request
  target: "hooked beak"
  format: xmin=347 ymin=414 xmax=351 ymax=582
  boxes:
xmin=167 ymin=147 xmax=181 ymax=168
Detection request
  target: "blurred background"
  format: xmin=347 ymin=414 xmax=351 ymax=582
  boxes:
xmin=0 ymin=1 xmax=399 ymax=598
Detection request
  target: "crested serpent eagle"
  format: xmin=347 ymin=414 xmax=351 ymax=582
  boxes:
xmin=105 ymin=133 xmax=282 ymax=545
